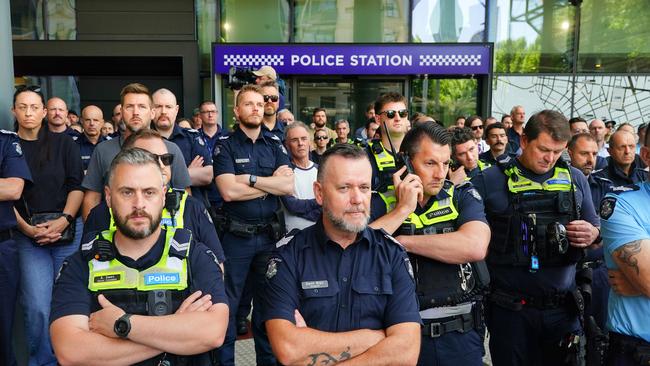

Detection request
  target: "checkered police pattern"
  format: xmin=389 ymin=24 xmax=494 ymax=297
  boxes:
xmin=419 ymin=54 xmax=482 ymax=67
xmin=223 ymin=54 xmax=284 ymax=67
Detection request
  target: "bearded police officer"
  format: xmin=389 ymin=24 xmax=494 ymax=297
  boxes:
xmin=472 ymin=110 xmax=600 ymax=366
xmin=262 ymin=144 xmax=421 ymax=366
xmin=370 ymin=122 xmax=491 ymax=366
xmin=50 ymin=148 xmax=228 ymax=365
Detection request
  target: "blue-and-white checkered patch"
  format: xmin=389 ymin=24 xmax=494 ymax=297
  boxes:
xmin=419 ymin=54 xmax=482 ymax=67
xmin=223 ymin=54 xmax=284 ymax=67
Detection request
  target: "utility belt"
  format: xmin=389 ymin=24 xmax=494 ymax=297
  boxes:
xmin=224 ymin=210 xmax=286 ymax=240
xmin=609 ymin=332 xmax=650 ymax=365
xmin=0 ymin=228 xmax=14 ymax=242
xmin=421 ymin=305 xmax=482 ymax=338
xmin=489 ymin=288 xmax=584 ymax=315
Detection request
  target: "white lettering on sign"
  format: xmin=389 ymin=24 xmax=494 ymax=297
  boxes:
xmin=350 ymin=55 xmax=412 ymax=67
xmin=291 ymin=54 xmax=345 ymax=66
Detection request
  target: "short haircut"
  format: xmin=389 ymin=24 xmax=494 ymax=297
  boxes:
xmin=277 ymin=108 xmax=291 ymax=116
xmin=68 ymin=110 xmax=78 ymax=117
xmin=284 ymin=121 xmax=310 ymax=140
xmin=335 ymin=119 xmax=349 ymax=129
xmin=450 ymin=127 xmax=475 ymax=153
xmin=107 ymin=147 xmax=163 ymax=187
xmin=313 ymin=107 xmax=326 ymax=116
xmin=568 ymin=117 xmax=587 ymax=126
xmin=317 ymin=144 xmax=368 ymax=182
xmin=374 ymin=92 xmax=406 ymax=115
xmin=152 ymin=88 xmax=177 ymax=104
xmin=260 ymin=80 xmax=279 ymax=91
xmin=609 ymin=130 xmax=635 ymax=148
xmin=314 ymin=128 xmax=328 ymax=139
xmin=400 ymin=121 xmax=451 ymax=158
xmin=501 ymin=114 xmax=511 ymax=123
xmin=122 ymin=128 xmax=164 ymax=149
xmin=365 ymin=119 xmax=378 ymax=129
xmin=235 ymin=84 xmax=263 ymax=106
xmin=198 ymin=101 xmax=215 ymax=111
xmin=523 ymin=110 xmax=571 ymax=142
xmin=510 ymin=105 xmax=524 ymax=115
xmin=637 ymin=123 xmax=647 ymax=134
xmin=485 ymin=122 xmax=506 ymax=136
xmin=120 ymin=83 xmax=152 ymax=107
xmin=568 ymin=132 xmax=596 ymax=151
xmin=616 ymin=122 xmax=634 ymax=132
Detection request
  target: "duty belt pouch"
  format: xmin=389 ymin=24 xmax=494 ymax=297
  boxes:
xmin=269 ymin=209 xmax=287 ymax=241
xmin=228 ymin=219 xmax=256 ymax=238
xmin=567 ymin=288 xmax=585 ymax=317
xmin=30 ymin=212 xmax=75 ymax=244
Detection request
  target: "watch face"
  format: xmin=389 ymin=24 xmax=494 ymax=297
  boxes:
xmin=117 ymin=321 xmax=127 ymax=333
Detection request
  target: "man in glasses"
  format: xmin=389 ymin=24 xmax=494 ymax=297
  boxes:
xmin=310 ymin=129 xmax=329 ymax=165
xmin=309 ymin=107 xmax=337 ymax=148
xmin=81 ymin=83 xmax=191 ymax=220
xmin=213 ymin=83 xmax=294 ymax=366
xmin=260 ymin=81 xmax=284 ymax=142
xmin=468 ymin=116 xmax=489 ymax=154
xmin=366 ymin=92 xmax=410 ymax=212
xmin=152 ymin=88 xmax=214 ymax=209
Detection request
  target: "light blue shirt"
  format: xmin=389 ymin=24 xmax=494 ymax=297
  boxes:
xmin=601 ymin=182 xmax=650 ymax=341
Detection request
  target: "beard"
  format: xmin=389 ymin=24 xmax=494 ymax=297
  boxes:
xmin=240 ymin=117 xmax=261 ymax=129
xmin=324 ymin=204 xmax=369 ymax=234
xmin=114 ymin=208 xmax=161 ymax=239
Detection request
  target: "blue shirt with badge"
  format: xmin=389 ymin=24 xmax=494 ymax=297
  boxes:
xmin=592 ymin=157 xmax=647 ymax=187
xmin=600 ymin=182 xmax=650 ymax=342
xmin=73 ymin=133 xmax=105 ymax=171
xmin=0 ymin=131 xmax=32 ymax=230
xmin=213 ymin=126 xmax=291 ymax=221
xmin=262 ymin=120 xmax=285 ymax=143
xmin=262 ymin=220 xmax=421 ymax=332
xmin=472 ymin=158 xmax=600 ymax=295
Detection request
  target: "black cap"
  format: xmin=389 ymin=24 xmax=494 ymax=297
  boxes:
xmin=605 ymin=120 xmax=616 ymax=128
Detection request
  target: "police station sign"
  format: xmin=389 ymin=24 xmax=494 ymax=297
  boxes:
xmin=213 ymin=44 xmax=492 ymax=75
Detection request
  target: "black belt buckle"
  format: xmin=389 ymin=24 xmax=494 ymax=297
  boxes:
xmin=428 ymin=322 xmax=442 ymax=338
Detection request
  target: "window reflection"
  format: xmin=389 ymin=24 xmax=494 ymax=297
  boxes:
xmin=411 ymin=77 xmax=478 ymax=126
xmin=412 ymin=0 xmax=485 ymax=43
xmin=11 ymin=0 xmax=76 ymax=40
xmin=220 ymin=0 xmax=289 ymax=42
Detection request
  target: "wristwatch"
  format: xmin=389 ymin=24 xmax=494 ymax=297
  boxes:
xmin=249 ymin=174 xmax=257 ymax=187
xmin=62 ymin=213 xmax=74 ymax=224
xmin=114 ymin=313 xmax=133 ymax=338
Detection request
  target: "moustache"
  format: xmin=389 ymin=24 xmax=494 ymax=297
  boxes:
xmin=127 ymin=209 xmax=153 ymax=221
xmin=344 ymin=206 xmax=367 ymax=214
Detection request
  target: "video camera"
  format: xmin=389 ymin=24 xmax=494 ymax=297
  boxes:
xmin=227 ymin=66 xmax=257 ymax=90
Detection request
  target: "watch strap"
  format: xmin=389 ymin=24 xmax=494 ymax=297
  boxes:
xmin=114 ymin=313 xmax=133 ymax=338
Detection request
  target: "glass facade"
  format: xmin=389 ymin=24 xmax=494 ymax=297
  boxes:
xmin=220 ymin=0 xmax=290 ymax=42
xmin=411 ymin=77 xmax=478 ymax=125
xmin=412 ymin=0 xmax=485 ymax=42
xmin=11 ymin=0 xmax=76 ymax=40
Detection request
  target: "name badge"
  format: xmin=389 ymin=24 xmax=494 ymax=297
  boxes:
xmin=235 ymin=158 xmax=250 ymax=164
xmin=301 ymin=280 xmax=328 ymax=289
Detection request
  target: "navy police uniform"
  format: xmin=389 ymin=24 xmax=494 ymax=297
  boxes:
xmin=73 ymin=133 xmax=106 ymax=171
xmin=371 ymin=181 xmax=490 ymax=366
xmin=0 ymin=130 xmax=32 ymax=366
xmin=51 ymin=228 xmax=227 ymax=366
xmin=262 ymin=121 xmax=285 ymax=143
xmin=262 ymin=220 xmax=420 ymax=333
xmin=472 ymin=156 xmax=600 ymax=366
xmin=478 ymin=151 xmax=516 ymax=166
xmin=213 ymin=126 xmax=290 ymax=366
xmin=199 ymin=127 xmax=226 ymax=213
xmin=592 ymin=157 xmax=647 ymax=187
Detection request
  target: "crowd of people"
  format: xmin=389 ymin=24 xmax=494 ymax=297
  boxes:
xmin=1 ymin=64 xmax=650 ymax=366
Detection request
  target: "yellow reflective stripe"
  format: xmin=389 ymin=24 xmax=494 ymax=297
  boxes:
xmin=404 ymin=185 xmax=458 ymax=228
xmin=160 ymin=191 xmax=188 ymax=228
xmin=506 ymin=166 xmax=572 ymax=193
xmin=369 ymin=141 xmax=396 ymax=172
xmin=378 ymin=187 xmax=397 ymax=213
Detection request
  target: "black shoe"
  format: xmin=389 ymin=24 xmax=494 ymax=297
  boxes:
xmin=236 ymin=318 xmax=248 ymax=335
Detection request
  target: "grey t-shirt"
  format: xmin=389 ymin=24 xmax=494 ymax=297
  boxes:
xmin=82 ymin=136 xmax=191 ymax=192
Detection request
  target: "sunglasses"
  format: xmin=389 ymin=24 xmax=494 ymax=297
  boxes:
xmin=263 ymin=95 xmax=279 ymax=103
xmin=153 ymin=153 xmax=174 ymax=166
xmin=314 ymin=136 xmax=329 ymax=141
xmin=379 ymin=109 xmax=408 ymax=119
xmin=471 ymin=125 xmax=483 ymax=131
xmin=15 ymin=85 xmax=42 ymax=93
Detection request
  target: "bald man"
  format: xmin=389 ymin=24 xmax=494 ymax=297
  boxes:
xmin=593 ymin=130 xmax=647 ymax=186
xmin=589 ymin=119 xmax=609 ymax=158
xmin=75 ymin=105 xmax=107 ymax=172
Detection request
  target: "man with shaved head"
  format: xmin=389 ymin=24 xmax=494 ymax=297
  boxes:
xmin=75 ymin=105 xmax=106 ymax=172
xmin=593 ymin=130 xmax=647 ymax=186
xmin=47 ymin=97 xmax=79 ymax=137
xmin=589 ymin=119 xmax=609 ymax=158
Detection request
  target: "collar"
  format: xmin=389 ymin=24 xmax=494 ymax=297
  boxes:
xmin=263 ymin=119 xmax=284 ymax=133
xmin=607 ymin=157 xmax=637 ymax=178
xmin=113 ymin=229 xmax=166 ymax=270
xmin=168 ymin=124 xmax=184 ymax=140
xmin=312 ymin=218 xmax=373 ymax=250
xmin=416 ymin=181 xmax=452 ymax=214
xmin=233 ymin=126 xmax=268 ymax=144
xmin=199 ymin=126 xmax=220 ymax=139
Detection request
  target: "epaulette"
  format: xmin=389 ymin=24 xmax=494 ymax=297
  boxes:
xmin=0 ymin=129 xmax=17 ymax=136
xmin=168 ymin=228 xmax=192 ymax=259
xmin=218 ymin=135 xmax=230 ymax=140
xmin=186 ymin=128 xmax=199 ymax=133
xmin=80 ymin=232 xmax=115 ymax=262
xmin=591 ymin=168 xmax=605 ymax=175
xmin=609 ymin=184 xmax=640 ymax=194
xmin=495 ymin=154 xmax=514 ymax=172
xmin=380 ymin=229 xmax=404 ymax=249
xmin=455 ymin=180 xmax=471 ymax=189
xmin=592 ymin=175 xmax=612 ymax=183
xmin=276 ymin=228 xmax=300 ymax=248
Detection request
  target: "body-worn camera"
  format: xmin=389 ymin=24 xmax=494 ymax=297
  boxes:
xmin=547 ymin=222 xmax=569 ymax=254
xmin=147 ymin=290 xmax=173 ymax=316
xmin=227 ymin=66 xmax=257 ymax=90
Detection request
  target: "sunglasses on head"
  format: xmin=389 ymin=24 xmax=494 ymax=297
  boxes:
xmin=263 ymin=95 xmax=279 ymax=103
xmin=315 ymin=136 xmax=329 ymax=141
xmin=471 ymin=125 xmax=483 ymax=131
xmin=379 ymin=109 xmax=408 ymax=119
xmin=15 ymin=85 xmax=42 ymax=93
xmin=153 ymin=153 xmax=174 ymax=166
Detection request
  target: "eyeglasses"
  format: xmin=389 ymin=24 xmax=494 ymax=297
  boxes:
xmin=15 ymin=85 xmax=42 ymax=93
xmin=314 ymin=136 xmax=329 ymax=141
xmin=471 ymin=125 xmax=483 ymax=131
xmin=153 ymin=153 xmax=174 ymax=166
xmin=379 ymin=109 xmax=408 ymax=119
xmin=200 ymin=110 xmax=217 ymax=115
xmin=263 ymin=95 xmax=279 ymax=103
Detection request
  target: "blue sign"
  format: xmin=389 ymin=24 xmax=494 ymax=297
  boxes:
xmin=144 ymin=273 xmax=180 ymax=285
xmin=214 ymin=43 xmax=492 ymax=75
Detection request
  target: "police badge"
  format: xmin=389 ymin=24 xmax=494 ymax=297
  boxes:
xmin=266 ymin=257 xmax=282 ymax=279
xmin=600 ymin=197 xmax=617 ymax=220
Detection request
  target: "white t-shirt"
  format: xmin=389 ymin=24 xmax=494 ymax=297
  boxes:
xmin=283 ymin=162 xmax=319 ymax=231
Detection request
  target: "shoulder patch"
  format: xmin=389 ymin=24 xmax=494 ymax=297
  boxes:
xmin=265 ymin=256 xmax=282 ymax=279
xmin=279 ymin=144 xmax=288 ymax=155
xmin=205 ymin=249 xmax=220 ymax=265
xmin=276 ymin=228 xmax=299 ymax=248
xmin=12 ymin=141 xmax=22 ymax=156
xmin=55 ymin=259 xmax=69 ymax=283
xmin=404 ymin=257 xmax=415 ymax=280
xmin=599 ymin=197 xmax=617 ymax=220
xmin=380 ymin=229 xmax=404 ymax=248
xmin=270 ymin=134 xmax=281 ymax=141
xmin=203 ymin=208 xmax=213 ymax=224
xmin=0 ymin=129 xmax=17 ymax=135
xmin=468 ymin=187 xmax=483 ymax=202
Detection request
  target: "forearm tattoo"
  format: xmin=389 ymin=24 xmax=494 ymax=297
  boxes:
xmin=306 ymin=347 xmax=351 ymax=366
xmin=616 ymin=240 xmax=643 ymax=276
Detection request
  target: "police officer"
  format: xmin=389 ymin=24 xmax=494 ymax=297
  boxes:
xmin=593 ymin=130 xmax=647 ymax=186
xmin=479 ymin=122 xmax=514 ymax=165
xmin=0 ymin=128 xmax=32 ymax=366
xmin=369 ymin=122 xmax=490 ymax=366
xmin=449 ymin=127 xmax=491 ymax=185
xmin=82 ymin=129 xmax=225 ymax=265
xmin=366 ymin=92 xmax=410 ymax=212
xmin=600 ymin=129 xmax=650 ymax=365
xmin=260 ymin=81 xmax=284 ymax=142
xmin=50 ymin=148 xmax=228 ymax=365
xmin=152 ymin=88 xmax=214 ymax=207
xmin=262 ymin=144 xmax=421 ymax=365
xmin=75 ymin=105 xmax=107 ymax=172
xmin=213 ymin=84 xmax=294 ymax=366
xmin=472 ymin=110 xmax=601 ymax=366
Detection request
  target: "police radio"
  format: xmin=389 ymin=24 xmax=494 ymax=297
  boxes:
xmin=380 ymin=119 xmax=414 ymax=178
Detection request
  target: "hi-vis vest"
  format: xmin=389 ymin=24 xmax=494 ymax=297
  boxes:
xmin=85 ymin=228 xmax=190 ymax=293
xmin=398 ymin=181 xmax=489 ymax=309
xmin=486 ymin=159 xmax=582 ymax=268
xmin=108 ymin=188 xmax=188 ymax=232
xmin=368 ymin=140 xmax=398 ymax=211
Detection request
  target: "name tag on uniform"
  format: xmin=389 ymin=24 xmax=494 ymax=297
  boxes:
xmin=235 ymin=158 xmax=250 ymax=164
xmin=301 ymin=280 xmax=328 ymax=289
